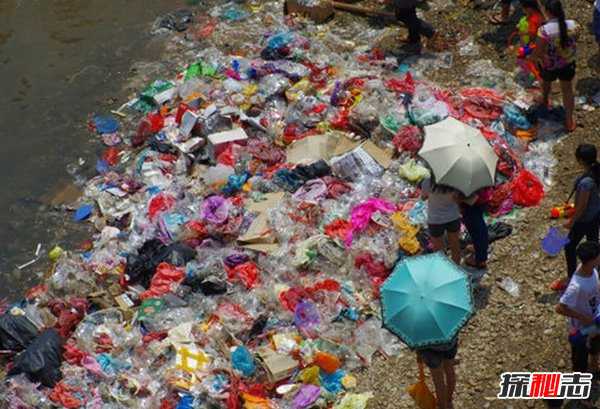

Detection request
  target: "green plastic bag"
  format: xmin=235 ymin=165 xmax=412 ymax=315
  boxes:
xmin=333 ymin=393 xmax=373 ymax=409
xmin=398 ymin=159 xmax=430 ymax=183
xmin=185 ymin=60 xmax=218 ymax=80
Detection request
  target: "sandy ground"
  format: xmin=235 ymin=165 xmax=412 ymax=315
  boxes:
xmin=356 ymin=0 xmax=600 ymax=408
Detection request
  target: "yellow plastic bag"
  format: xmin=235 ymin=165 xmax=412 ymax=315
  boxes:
xmin=398 ymin=159 xmax=430 ymax=183
xmin=407 ymin=361 xmax=436 ymax=409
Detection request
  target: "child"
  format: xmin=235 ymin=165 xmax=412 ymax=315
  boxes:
xmin=532 ymin=0 xmax=579 ymax=131
xmin=556 ymin=241 xmax=600 ymax=376
xmin=417 ymin=339 xmax=458 ymax=409
xmin=420 ymin=177 xmax=461 ymax=264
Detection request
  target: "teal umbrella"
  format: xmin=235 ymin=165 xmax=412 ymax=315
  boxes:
xmin=381 ymin=252 xmax=474 ymax=348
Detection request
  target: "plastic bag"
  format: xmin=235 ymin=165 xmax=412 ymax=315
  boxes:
xmin=148 ymin=193 xmax=176 ymax=221
xmin=231 ymin=346 xmax=256 ymax=377
xmin=398 ymin=159 xmax=430 ymax=183
xmin=333 ymin=393 xmax=373 ymax=409
xmin=226 ymin=261 xmax=259 ymax=289
xmin=294 ymin=301 xmax=320 ymax=332
xmin=0 ymin=313 xmax=39 ymax=352
xmin=201 ymin=195 xmax=231 ymax=224
xmin=313 ymin=351 xmax=341 ymax=374
xmin=393 ymin=125 xmax=423 ymax=153
xmin=345 ymin=198 xmax=396 ymax=246
xmin=407 ymin=361 xmax=436 ymax=409
xmin=542 ymin=227 xmax=570 ymax=256
xmin=292 ymin=384 xmax=321 ymax=409
xmin=511 ymin=170 xmax=544 ymax=207
xmin=9 ymin=329 xmax=64 ymax=387
xmin=139 ymin=262 xmax=185 ymax=300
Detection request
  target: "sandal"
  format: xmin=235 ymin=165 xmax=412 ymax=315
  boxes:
xmin=565 ymin=118 xmax=576 ymax=133
xmin=465 ymin=256 xmax=487 ymax=270
xmin=488 ymin=13 xmax=509 ymax=25
xmin=550 ymin=277 xmax=568 ymax=292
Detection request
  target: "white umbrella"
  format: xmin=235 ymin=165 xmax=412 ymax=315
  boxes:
xmin=419 ymin=117 xmax=498 ymax=196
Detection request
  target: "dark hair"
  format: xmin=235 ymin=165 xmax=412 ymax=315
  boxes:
xmin=575 ymin=144 xmax=600 ymax=185
xmin=519 ymin=0 xmax=540 ymax=12
xmin=544 ymin=0 xmax=569 ymax=48
xmin=577 ymin=241 xmax=600 ymax=264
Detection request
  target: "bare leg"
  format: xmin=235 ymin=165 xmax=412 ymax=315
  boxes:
xmin=560 ymin=79 xmax=575 ymax=130
xmin=430 ymin=235 xmax=445 ymax=252
xmin=430 ymin=366 xmax=448 ymax=409
xmin=447 ymin=231 xmax=461 ymax=264
xmin=443 ymin=359 xmax=457 ymax=408
xmin=542 ymin=80 xmax=552 ymax=107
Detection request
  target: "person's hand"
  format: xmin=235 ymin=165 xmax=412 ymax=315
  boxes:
xmin=581 ymin=315 xmax=595 ymax=326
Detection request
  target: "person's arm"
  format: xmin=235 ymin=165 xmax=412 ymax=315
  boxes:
xmin=564 ymin=189 xmax=591 ymax=229
xmin=556 ymin=303 xmax=595 ymax=326
xmin=531 ymin=29 xmax=547 ymax=62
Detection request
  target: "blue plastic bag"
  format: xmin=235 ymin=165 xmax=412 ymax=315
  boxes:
xmin=231 ymin=345 xmax=256 ymax=377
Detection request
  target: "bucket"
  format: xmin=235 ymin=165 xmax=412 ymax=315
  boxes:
xmin=541 ymin=227 xmax=570 ymax=256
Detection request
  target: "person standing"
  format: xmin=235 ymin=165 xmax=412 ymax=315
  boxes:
xmin=420 ymin=177 xmax=462 ymax=264
xmin=551 ymin=144 xmax=600 ymax=291
xmin=532 ymin=0 xmax=579 ymax=132
xmin=393 ymin=0 xmax=435 ymax=54
xmin=556 ymin=242 xmax=600 ymax=381
xmin=416 ymin=338 xmax=458 ymax=409
xmin=461 ymin=189 xmax=491 ymax=270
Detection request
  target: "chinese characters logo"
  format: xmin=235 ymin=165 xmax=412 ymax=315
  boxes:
xmin=498 ymin=372 xmax=592 ymax=399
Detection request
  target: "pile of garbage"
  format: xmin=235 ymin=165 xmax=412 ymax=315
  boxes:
xmin=0 ymin=2 xmax=563 ymax=408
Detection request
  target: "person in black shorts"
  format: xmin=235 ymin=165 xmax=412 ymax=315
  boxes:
xmin=417 ymin=339 xmax=458 ymax=409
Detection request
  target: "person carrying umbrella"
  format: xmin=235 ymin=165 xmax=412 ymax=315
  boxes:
xmin=381 ymin=253 xmax=474 ymax=409
xmin=418 ymin=117 xmax=499 ymax=268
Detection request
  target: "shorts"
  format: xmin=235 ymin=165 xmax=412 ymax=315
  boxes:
xmin=571 ymin=334 xmax=600 ymax=372
xmin=418 ymin=344 xmax=458 ymax=369
xmin=539 ymin=63 xmax=576 ymax=82
xmin=428 ymin=219 xmax=461 ymax=238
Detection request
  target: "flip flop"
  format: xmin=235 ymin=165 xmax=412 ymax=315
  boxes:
xmin=488 ymin=13 xmax=509 ymax=25
xmin=550 ymin=277 xmax=568 ymax=292
xmin=566 ymin=118 xmax=576 ymax=133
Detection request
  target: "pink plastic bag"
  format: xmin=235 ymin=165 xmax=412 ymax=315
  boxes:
xmin=345 ymin=198 xmax=396 ymax=246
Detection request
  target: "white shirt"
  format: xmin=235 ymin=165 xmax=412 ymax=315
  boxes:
xmin=559 ymin=269 xmax=600 ymax=330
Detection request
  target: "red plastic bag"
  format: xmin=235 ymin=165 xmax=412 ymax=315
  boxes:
xmin=385 ymin=72 xmax=415 ymax=94
xmin=393 ymin=125 xmax=423 ymax=153
xmin=324 ymin=219 xmax=352 ymax=241
xmin=139 ymin=263 xmax=185 ymax=300
xmin=148 ymin=193 xmax=176 ymax=220
xmin=279 ymin=286 xmax=308 ymax=312
xmin=102 ymin=147 xmax=121 ymax=166
xmin=49 ymin=382 xmax=83 ymax=409
xmin=354 ymin=252 xmax=390 ymax=281
xmin=226 ymin=262 xmax=260 ymax=289
xmin=511 ymin=170 xmax=544 ymax=207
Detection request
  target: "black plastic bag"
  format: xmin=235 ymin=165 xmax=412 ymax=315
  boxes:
xmin=8 ymin=329 xmax=63 ymax=387
xmin=0 ymin=313 xmax=39 ymax=352
xmin=125 ymin=240 xmax=196 ymax=288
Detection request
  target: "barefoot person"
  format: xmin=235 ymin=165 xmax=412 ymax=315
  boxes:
xmin=393 ymin=0 xmax=435 ymax=54
xmin=532 ymin=0 xmax=579 ymax=131
xmin=420 ymin=177 xmax=462 ymax=264
xmin=551 ymin=144 xmax=600 ymax=291
xmin=416 ymin=338 xmax=458 ymax=409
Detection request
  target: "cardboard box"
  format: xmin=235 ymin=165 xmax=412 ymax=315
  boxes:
xmin=206 ymin=128 xmax=249 ymax=160
xmin=180 ymin=110 xmax=200 ymax=139
xmin=257 ymin=347 xmax=299 ymax=383
xmin=285 ymin=0 xmax=334 ymax=24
